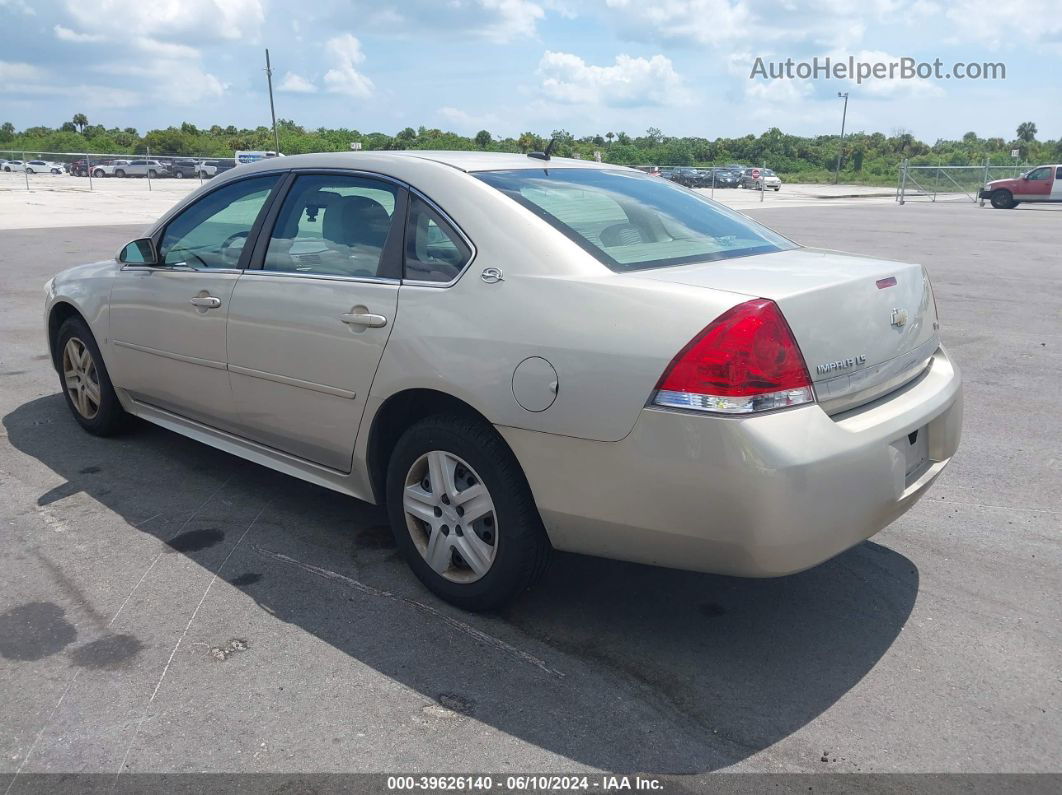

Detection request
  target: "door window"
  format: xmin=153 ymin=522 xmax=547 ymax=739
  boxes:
xmin=263 ymin=174 xmax=400 ymax=278
xmin=159 ymin=175 xmax=280 ymax=268
xmin=404 ymin=195 xmax=473 ymax=283
xmin=1026 ymin=166 xmax=1050 ymax=180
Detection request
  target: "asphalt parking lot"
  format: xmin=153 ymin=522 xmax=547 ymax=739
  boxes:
xmin=0 ymin=198 xmax=1059 ymax=783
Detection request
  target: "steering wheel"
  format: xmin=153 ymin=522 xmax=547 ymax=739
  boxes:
xmin=219 ymin=231 xmax=249 ymax=264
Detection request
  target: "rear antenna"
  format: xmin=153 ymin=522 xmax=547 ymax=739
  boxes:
xmin=528 ymin=137 xmax=557 ymax=161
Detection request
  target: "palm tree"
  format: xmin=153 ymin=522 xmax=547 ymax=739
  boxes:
xmin=1016 ymin=121 xmax=1037 ymax=143
xmin=605 ymin=131 xmax=614 ymax=147
xmin=72 ymin=113 xmax=88 ymax=133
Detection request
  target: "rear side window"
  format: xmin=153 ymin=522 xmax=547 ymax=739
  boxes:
xmin=403 ymin=196 xmax=472 ymax=283
xmin=475 ymin=168 xmax=794 ymax=272
xmin=263 ymin=174 xmax=399 ymax=278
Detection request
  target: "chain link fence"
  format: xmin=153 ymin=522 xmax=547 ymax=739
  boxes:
xmin=0 ymin=149 xmax=232 ymax=192
xmin=895 ymin=158 xmax=1030 ymax=204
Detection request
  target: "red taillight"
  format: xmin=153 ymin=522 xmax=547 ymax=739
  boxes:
xmin=653 ymin=298 xmax=815 ymax=414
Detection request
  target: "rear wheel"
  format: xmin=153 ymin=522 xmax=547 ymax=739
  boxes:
xmin=56 ymin=317 xmax=126 ymax=436
xmin=25 ymin=167 xmax=34 ymax=174
xmin=175 ymin=170 xmax=184 ymax=179
xmin=386 ymin=414 xmax=549 ymax=611
xmin=990 ymin=189 xmax=1016 ymax=209
xmin=114 ymin=169 xmax=125 ymax=178
xmin=199 ymin=171 xmax=208 ymax=179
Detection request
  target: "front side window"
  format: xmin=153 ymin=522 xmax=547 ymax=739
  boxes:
xmin=475 ymin=168 xmax=795 ymax=272
xmin=263 ymin=174 xmax=399 ymax=278
xmin=1026 ymin=167 xmax=1050 ymax=180
xmin=404 ymin=196 xmax=472 ymax=283
xmin=160 ymin=175 xmax=280 ymax=268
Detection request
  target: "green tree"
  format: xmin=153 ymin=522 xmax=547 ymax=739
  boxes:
xmin=0 ymin=121 xmax=13 ymax=143
xmin=605 ymin=131 xmax=614 ymax=147
xmin=1016 ymin=121 xmax=1037 ymax=142
xmin=60 ymin=121 xmax=77 ymax=132
xmin=72 ymin=113 xmax=88 ymax=133
xmin=474 ymin=129 xmax=492 ymax=149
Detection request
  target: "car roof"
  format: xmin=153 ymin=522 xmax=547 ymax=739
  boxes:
xmin=236 ymin=150 xmax=627 ymax=175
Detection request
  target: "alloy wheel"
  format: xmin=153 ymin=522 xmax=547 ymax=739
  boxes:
xmin=403 ymin=450 xmax=498 ymax=583
xmin=62 ymin=337 xmax=101 ymax=420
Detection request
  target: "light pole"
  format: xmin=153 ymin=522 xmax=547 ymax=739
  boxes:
xmin=834 ymin=91 xmax=849 ymax=185
xmin=264 ymin=49 xmax=281 ymax=157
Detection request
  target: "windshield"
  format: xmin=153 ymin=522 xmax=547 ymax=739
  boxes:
xmin=475 ymin=168 xmax=795 ymax=272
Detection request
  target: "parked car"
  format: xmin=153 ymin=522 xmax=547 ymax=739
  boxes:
xmin=43 ymin=151 xmax=962 ymax=610
xmin=741 ymin=168 xmax=782 ymax=191
xmin=25 ymin=160 xmax=65 ymax=174
xmin=980 ymin=164 xmax=1062 ymax=208
xmin=88 ymin=160 xmax=130 ymax=178
xmin=198 ymin=158 xmax=236 ymax=178
xmin=116 ymin=159 xmax=169 ymax=178
xmin=707 ymin=168 xmax=739 ymax=188
xmin=2 ymin=159 xmax=25 ymax=172
xmin=169 ymin=158 xmax=202 ymax=179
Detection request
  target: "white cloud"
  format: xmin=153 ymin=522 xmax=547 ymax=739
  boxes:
xmin=335 ymin=0 xmax=545 ymax=43
xmin=54 ymin=25 xmax=105 ymax=42
xmin=279 ymin=72 xmax=318 ymax=93
xmin=943 ymin=0 xmax=1062 ymax=50
xmin=0 ymin=61 xmax=46 ymax=81
xmin=65 ymin=0 xmax=264 ymax=42
xmin=323 ymin=34 xmax=375 ymax=98
xmin=93 ymin=60 xmax=226 ymax=103
xmin=537 ymin=51 xmax=691 ymax=107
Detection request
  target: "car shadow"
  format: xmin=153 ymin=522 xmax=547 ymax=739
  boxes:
xmin=5 ymin=394 xmax=919 ymax=773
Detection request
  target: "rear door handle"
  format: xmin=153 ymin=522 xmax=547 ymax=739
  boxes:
xmin=190 ymin=295 xmax=222 ymax=309
xmin=339 ymin=312 xmax=387 ymax=328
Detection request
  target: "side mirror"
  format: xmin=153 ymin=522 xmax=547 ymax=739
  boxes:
xmin=118 ymin=238 xmax=160 ymax=265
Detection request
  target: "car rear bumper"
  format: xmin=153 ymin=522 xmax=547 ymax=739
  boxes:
xmin=499 ymin=345 xmax=962 ymax=577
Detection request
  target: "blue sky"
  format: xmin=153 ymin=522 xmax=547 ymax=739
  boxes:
xmin=1 ymin=0 xmax=1059 ymax=141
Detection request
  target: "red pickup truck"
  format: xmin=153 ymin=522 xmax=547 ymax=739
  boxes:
xmin=980 ymin=164 xmax=1062 ymax=209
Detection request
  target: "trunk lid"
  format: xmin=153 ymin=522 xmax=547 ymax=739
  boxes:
xmin=631 ymin=248 xmax=940 ymax=413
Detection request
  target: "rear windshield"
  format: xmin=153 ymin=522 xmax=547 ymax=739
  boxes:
xmin=474 ymin=168 xmax=795 ymax=272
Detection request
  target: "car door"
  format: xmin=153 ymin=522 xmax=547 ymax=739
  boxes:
xmin=107 ymin=173 xmax=284 ymax=429
xmin=1016 ymin=165 xmax=1052 ymax=201
xmin=224 ymin=171 xmax=406 ymax=471
xmin=1053 ymin=167 xmax=1062 ymax=201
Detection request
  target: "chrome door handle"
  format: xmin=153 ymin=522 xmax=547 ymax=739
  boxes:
xmin=339 ymin=312 xmax=387 ymax=328
xmin=190 ymin=296 xmax=222 ymax=309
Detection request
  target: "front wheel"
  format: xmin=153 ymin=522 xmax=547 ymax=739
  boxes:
xmin=55 ymin=317 xmax=126 ymax=436
xmin=773 ymin=186 xmax=780 ymax=191
xmin=990 ymin=189 xmax=1016 ymax=209
xmin=175 ymin=170 xmax=184 ymax=179
xmin=199 ymin=171 xmax=208 ymax=179
xmin=148 ymin=169 xmax=157 ymax=178
xmin=93 ymin=169 xmax=105 ymax=178
xmin=386 ymin=414 xmax=549 ymax=611
xmin=25 ymin=168 xmax=34 ymax=174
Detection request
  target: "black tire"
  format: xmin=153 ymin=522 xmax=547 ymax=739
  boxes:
xmin=175 ymin=170 xmax=184 ymax=179
xmin=114 ymin=169 xmax=125 ymax=178
xmin=386 ymin=413 xmax=550 ymax=611
xmin=199 ymin=171 xmax=208 ymax=179
xmin=990 ymin=189 xmax=1015 ymax=209
xmin=148 ymin=169 xmax=157 ymax=179
xmin=25 ymin=168 xmax=34 ymax=174
xmin=55 ymin=316 xmax=126 ymax=436
xmin=52 ymin=168 xmax=60 ymax=174
xmin=93 ymin=169 xmax=105 ymax=178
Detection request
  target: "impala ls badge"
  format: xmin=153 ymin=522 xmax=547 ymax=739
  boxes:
xmin=815 ymin=355 xmax=867 ymax=376
xmin=891 ymin=308 xmax=909 ymax=327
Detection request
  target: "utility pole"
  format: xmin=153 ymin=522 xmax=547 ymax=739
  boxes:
xmin=264 ymin=49 xmax=281 ymax=156
xmin=834 ymin=91 xmax=849 ymax=185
